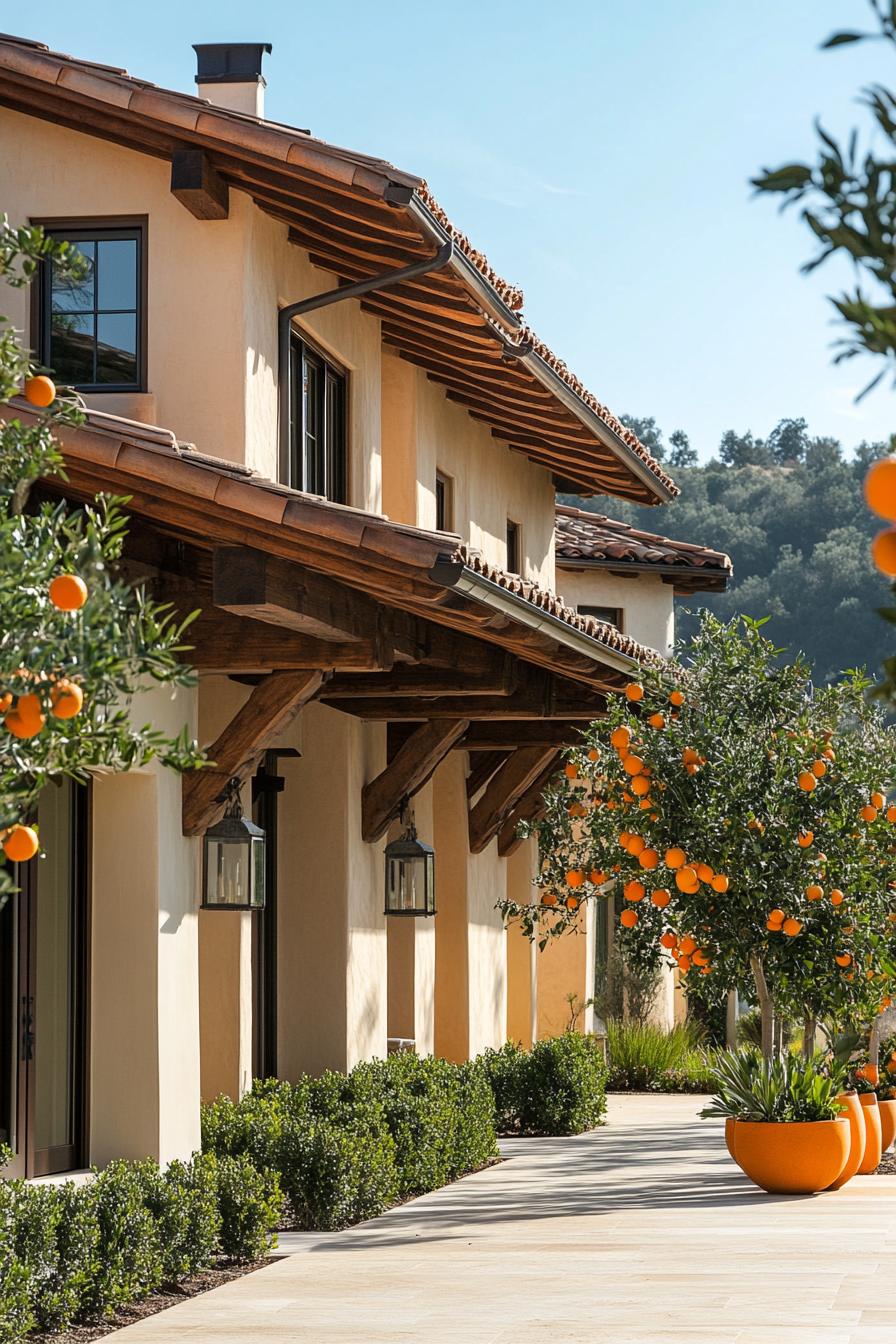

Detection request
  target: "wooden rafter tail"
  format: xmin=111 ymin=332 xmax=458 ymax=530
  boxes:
xmin=497 ymin=752 xmax=564 ymax=858
xmin=362 ymin=719 xmax=469 ymax=843
xmin=468 ymin=747 xmax=559 ymax=855
xmin=466 ymin=751 xmax=510 ymax=799
xmin=182 ymin=669 xmax=326 ymax=836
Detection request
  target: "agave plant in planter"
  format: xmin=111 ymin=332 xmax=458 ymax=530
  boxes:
xmin=852 ymin=1064 xmax=884 ymax=1172
xmin=701 ymin=1050 xmax=849 ymax=1194
xmin=874 ymin=1038 xmax=896 ymax=1155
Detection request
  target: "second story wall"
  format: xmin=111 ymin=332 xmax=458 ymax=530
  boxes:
xmin=558 ymin=566 xmax=675 ymax=656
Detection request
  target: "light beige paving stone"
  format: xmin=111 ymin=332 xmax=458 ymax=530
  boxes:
xmin=104 ymin=1094 xmax=896 ymax=1343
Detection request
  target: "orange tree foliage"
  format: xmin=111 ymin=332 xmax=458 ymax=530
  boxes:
xmin=500 ymin=616 xmax=896 ymax=1040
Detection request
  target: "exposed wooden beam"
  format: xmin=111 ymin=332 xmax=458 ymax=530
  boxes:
xmin=362 ymin=719 xmax=470 ymax=842
xmin=325 ymin=656 xmax=515 ymax=699
xmin=460 ymin=723 xmax=589 ymax=750
xmin=466 ymin=751 xmax=510 ymax=798
xmin=181 ymin=609 xmax=393 ymax=674
xmin=468 ymin=748 xmax=559 ymax=855
xmin=183 ymin=669 xmax=326 ymax=835
xmin=321 ymin=688 xmax=604 ymax=720
xmin=171 ymin=150 xmax=229 ymax=220
xmin=497 ymin=753 xmax=563 ymax=857
xmin=213 ymin=547 xmax=379 ymax=643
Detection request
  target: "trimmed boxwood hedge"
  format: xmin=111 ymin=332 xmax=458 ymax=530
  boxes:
xmin=1 ymin=1034 xmax=608 ymax=1338
xmin=0 ymin=1150 xmax=280 ymax=1342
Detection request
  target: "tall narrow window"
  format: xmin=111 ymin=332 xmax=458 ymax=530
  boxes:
xmin=435 ymin=471 xmax=453 ymax=531
xmin=39 ymin=224 xmax=145 ymax=391
xmin=289 ymin=333 xmax=347 ymax=501
xmin=506 ymin=519 xmax=521 ymax=575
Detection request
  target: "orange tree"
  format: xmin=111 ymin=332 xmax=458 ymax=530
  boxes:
xmin=0 ymin=220 xmax=201 ymax=902
xmin=500 ymin=614 xmax=896 ymax=1060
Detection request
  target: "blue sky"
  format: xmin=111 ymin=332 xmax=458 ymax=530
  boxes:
xmin=20 ymin=0 xmax=896 ymax=459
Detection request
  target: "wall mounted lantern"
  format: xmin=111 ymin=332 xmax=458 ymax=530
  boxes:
xmin=384 ymin=801 xmax=435 ymax=917
xmin=202 ymin=776 xmax=266 ymax=910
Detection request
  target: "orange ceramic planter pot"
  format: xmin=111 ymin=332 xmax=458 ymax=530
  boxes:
xmin=858 ymin=1093 xmax=883 ymax=1173
xmin=879 ymin=1099 xmax=896 ymax=1154
xmin=733 ymin=1118 xmax=849 ymax=1194
xmin=725 ymin=1117 xmax=738 ymax=1162
xmin=827 ymin=1091 xmax=865 ymax=1190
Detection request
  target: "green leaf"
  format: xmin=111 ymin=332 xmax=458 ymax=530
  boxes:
xmin=821 ymin=31 xmax=869 ymax=48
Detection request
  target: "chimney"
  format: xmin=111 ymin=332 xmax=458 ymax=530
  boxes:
xmin=193 ymin=43 xmax=272 ymax=118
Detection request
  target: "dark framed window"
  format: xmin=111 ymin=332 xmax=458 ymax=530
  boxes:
xmin=506 ymin=519 xmax=521 ymax=575
xmin=435 ymin=471 xmax=453 ymax=531
xmin=289 ymin=333 xmax=347 ymax=502
xmin=578 ymin=604 xmax=623 ymax=631
xmin=37 ymin=222 xmax=146 ymax=392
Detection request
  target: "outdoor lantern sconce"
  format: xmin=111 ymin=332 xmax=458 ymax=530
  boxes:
xmin=384 ymin=801 xmax=435 ymax=917
xmin=202 ymin=776 xmax=266 ymax=910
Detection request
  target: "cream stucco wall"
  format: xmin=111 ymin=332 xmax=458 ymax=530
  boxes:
xmin=558 ymin=565 xmax=675 ymax=656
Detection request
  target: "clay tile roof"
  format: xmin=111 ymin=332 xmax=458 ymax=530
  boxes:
xmin=0 ymin=31 xmax=677 ymax=505
xmin=555 ymin=504 xmax=732 ymax=594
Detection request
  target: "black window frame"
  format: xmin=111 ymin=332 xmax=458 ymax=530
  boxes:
xmin=505 ymin=518 xmax=521 ymax=575
xmin=578 ymin=604 xmax=624 ymax=631
xmin=289 ymin=331 xmax=348 ymax=503
xmin=34 ymin=217 xmax=148 ymax=395
xmin=435 ymin=470 xmax=453 ymax=532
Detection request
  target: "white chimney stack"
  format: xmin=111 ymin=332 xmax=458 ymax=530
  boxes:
xmin=193 ymin=43 xmax=272 ymax=119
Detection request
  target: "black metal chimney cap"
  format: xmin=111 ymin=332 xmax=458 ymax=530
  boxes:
xmin=193 ymin=43 xmax=272 ymax=85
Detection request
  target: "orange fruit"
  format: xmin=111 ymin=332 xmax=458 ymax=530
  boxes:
xmin=590 ymin=870 xmax=607 ymax=886
xmin=682 ymin=747 xmax=700 ymax=765
xmin=660 ymin=931 xmax=678 ymax=949
xmin=872 ymin=528 xmax=896 ymax=575
xmin=565 ymin=896 xmax=580 ymax=912
xmin=872 ymin=791 xmax=886 ymax=810
xmin=812 ymin=759 xmax=827 ymax=778
xmin=564 ymin=763 xmax=578 ymax=780
xmin=23 ymin=374 xmax=56 ymax=408
xmin=566 ymin=870 xmax=585 ymax=888
xmin=768 ymin=909 xmax=786 ymax=924
xmin=766 ymin=917 xmax=781 ymax=932
xmin=695 ymin=862 xmax=714 ymax=883
xmin=865 ymin=455 xmax=896 ymax=520
xmin=805 ymin=884 xmax=823 ymax=901
xmin=700 ymin=965 xmax=712 ymax=976
xmin=798 ymin=771 xmax=816 ymax=792
xmin=675 ymin=866 xmax=699 ymax=893
xmin=692 ymin=949 xmax=709 ymax=967
xmin=677 ymin=955 xmax=692 ymax=973
xmin=588 ymin=748 xmax=600 ymax=762
xmin=1 ymin=824 xmax=38 ymax=862
xmin=623 ymin=879 xmax=646 ymax=903
xmin=679 ymin=935 xmax=696 ymax=956
xmin=618 ymin=830 xmax=631 ymax=848
xmin=669 ymin=690 xmax=684 ymax=707
xmin=783 ymin=918 xmax=802 ymax=937
xmin=887 ymin=806 xmax=896 ymax=824
xmin=542 ymin=893 xmax=558 ymax=907
xmin=860 ymin=804 xmax=878 ymax=823
xmin=49 ymin=680 xmax=83 ymax=720
xmin=638 ymin=848 xmax=659 ymax=871
xmin=830 ymin=888 xmax=845 ymax=906
xmin=651 ymin=888 xmax=671 ymax=908
xmin=610 ymin=725 xmax=631 ymax=752
xmin=835 ymin=953 xmax=852 ymax=968
xmin=648 ymin=712 xmax=665 ymax=729
xmin=620 ymin=908 xmax=638 ymax=928
xmin=711 ymin=873 xmax=729 ymax=893
xmin=797 ymin=830 xmax=813 ymax=848
xmin=628 ymin=835 xmax=646 ymax=857
xmin=665 ymin=846 xmax=686 ymax=870
xmin=625 ymin=683 xmax=644 ymax=702
xmin=622 ymin=754 xmax=644 ymax=777
xmin=49 ymin=574 xmax=88 ymax=612
xmin=638 ymin=798 xmax=653 ymax=810
xmin=631 ymin=775 xmax=651 ymax=797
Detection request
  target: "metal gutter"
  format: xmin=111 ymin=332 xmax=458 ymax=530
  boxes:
xmin=278 ymin=242 xmax=454 ymax=484
xmin=428 ymin=556 xmax=642 ymax=674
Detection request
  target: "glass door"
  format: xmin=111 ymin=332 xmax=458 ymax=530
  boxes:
xmin=0 ymin=779 xmax=88 ymax=1177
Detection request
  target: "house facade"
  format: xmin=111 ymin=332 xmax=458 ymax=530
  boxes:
xmin=0 ymin=35 xmax=692 ymax=1178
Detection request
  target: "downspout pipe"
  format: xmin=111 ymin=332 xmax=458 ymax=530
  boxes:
xmin=278 ymin=242 xmax=454 ymax=484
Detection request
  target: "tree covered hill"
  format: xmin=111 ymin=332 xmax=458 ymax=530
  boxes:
xmin=560 ymin=415 xmax=894 ymax=684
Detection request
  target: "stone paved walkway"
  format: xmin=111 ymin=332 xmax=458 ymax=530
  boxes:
xmin=107 ymin=1094 xmax=896 ymax=1343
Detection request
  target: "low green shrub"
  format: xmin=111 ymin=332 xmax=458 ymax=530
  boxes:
xmin=81 ymin=1161 xmax=163 ymax=1319
xmin=213 ymin=1154 xmax=282 ymax=1260
xmin=482 ymin=1033 xmax=608 ymax=1135
xmin=605 ymin=1020 xmax=714 ymax=1093
xmin=142 ymin=1154 xmax=221 ymax=1283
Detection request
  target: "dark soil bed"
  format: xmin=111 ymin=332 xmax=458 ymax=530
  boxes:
xmin=875 ymin=1150 xmax=896 ymax=1175
xmin=28 ymin=1259 xmax=271 ymax=1344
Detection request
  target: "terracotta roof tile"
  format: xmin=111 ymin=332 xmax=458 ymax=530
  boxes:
xmin=555 ymin=505 xmax=732 ymax=591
